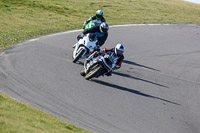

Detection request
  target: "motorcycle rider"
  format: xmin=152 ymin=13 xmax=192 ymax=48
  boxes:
xmin=83 ymin=9 xmax=106 ymax=29
xmin=86 ymin=43 xmax=125 ymax=76
xmin=75 ymin=22 xmax=109 ymax=49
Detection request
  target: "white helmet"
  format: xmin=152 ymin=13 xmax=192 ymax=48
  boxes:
xmin=100 ymin=22 xmax=109 ymax=34
xmin=115 ymin=43 xmax=125 ymax=55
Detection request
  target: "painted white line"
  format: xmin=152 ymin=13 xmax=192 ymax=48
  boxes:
xmin=111 ymin=24 xmax=157 ymax=27
xmin=42 ymin=29 xmax=83 ymax=38
xmin=29 ymin=38 xmax=40 ymax=42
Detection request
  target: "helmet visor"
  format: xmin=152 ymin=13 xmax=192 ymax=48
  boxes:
xmin=117 ymin=49 xmax=124 ymax=55
xmin=102 ymin=28 xmax=108 ymax=33
xmin=96 ymin=15 xmax=103 ymax=18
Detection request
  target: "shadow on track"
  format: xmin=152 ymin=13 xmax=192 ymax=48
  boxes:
xmin=123 ymin=60 xmax=160 ymax=71
xmin=113 ymin=71 xmax=169 ymax=88
xmin=75 ymin=60 xmax=168 ymax=88
xmin=91 ymin=79 xmax=181 ymax=106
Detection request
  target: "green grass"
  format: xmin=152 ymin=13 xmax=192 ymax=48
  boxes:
xmin=1 ymin=0 xmax=200 ymax=132
xmin=1 ymin=0 xmax=200 ymax=51
xmin=0 ymin=92 xmax=92 ymax=133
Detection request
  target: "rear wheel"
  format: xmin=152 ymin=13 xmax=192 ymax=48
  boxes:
xmin=85 ymin=65 xmax=101 ymax=80
xmin=73 ymin=48 xmax=85 ymax=63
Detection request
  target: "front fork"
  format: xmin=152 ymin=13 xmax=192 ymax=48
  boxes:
xmin=84 ymin=57 xmax=99 ymax=74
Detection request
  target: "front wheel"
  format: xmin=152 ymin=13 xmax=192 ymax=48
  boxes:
xmin=85 ymin=65 xmax=102 ymax=80
xmin=80 ymin=68 xmax=86 ymax=76
xmin=73 ymin=48 xmax=86 ymax=63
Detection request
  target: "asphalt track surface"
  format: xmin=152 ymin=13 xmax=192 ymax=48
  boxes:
xmin=1 ymin=24 xmax=200 ymax=133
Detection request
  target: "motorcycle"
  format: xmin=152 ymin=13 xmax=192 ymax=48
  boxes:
xmin=72 ymin=33 xmax=98 ymax=63
xmin=80 ymin=54 xmax=113 ymax=80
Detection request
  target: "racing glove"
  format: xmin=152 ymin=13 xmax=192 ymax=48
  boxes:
xmin=77 ymin=33 xmax=85 ymax=41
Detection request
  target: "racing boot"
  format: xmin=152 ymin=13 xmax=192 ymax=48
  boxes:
xmin=105 ymin=72 xmax=112 ymax=76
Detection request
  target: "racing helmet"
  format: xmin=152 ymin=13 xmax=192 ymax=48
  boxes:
xmin=100 ymin=22 xmax=109 ymax=34
xmin=115 ymin=43 xmax=125 ymax=55
xmin=96 ymin=10 xmax=103 ymax=19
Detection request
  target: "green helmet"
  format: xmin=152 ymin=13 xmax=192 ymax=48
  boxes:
xmin=96 ymin=10 xmax=103 ymax=19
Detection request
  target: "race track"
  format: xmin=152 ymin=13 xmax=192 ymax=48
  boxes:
xmin=1 ymin=24 xmax=200 ymax=133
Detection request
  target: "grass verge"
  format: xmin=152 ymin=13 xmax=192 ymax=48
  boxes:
xmin=0 ymin=92 xmax=91 ymax=133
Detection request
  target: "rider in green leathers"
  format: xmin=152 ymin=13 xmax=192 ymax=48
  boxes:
xmin=83 ymin=10 xmax=106 ymax=29
xmin=72 ymin=10 xmax=107 ymax=48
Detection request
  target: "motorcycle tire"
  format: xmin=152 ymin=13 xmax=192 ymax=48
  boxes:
xmin=73 ymin=48 xmax=85 ymax=63
xmin=80 ymin=68 xmax=86 ymax=76
xmin=85 ymin=65 xmax=101 ymax=80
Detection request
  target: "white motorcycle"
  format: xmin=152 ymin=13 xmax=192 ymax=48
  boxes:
xmin=72 ymin=33 xmax=98 ymax=63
